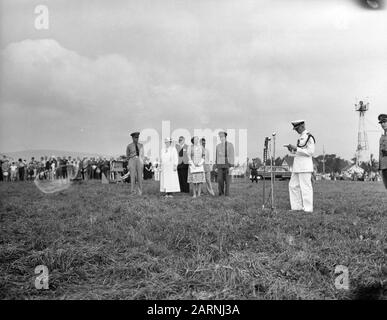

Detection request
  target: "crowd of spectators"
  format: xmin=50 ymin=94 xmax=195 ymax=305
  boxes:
xmin=0 ymin=155 xmax=112 ymax=182
xmin=0 ymin=153 xmax=226 ymax=184
xmin=0 ymin=155 xmax=158 ymax=182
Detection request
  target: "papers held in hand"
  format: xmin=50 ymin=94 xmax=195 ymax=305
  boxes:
xmin=283 ymin=144 xmax=291 ymax=148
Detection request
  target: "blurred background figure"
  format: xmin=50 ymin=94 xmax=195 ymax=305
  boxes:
xmin=10 ymin=161 xmax=18 ymax=181
xmin=2 ymin=156 xmax=10 ymax=182
xmin=27 ymin=157 xmax=35 ymax=181
xmin=153 ymin=158 xmax=160 ymax=181
xmin=82 ymin=157 xmax=89 ymax=180
xmin=101 ymin=157 xmax=110 ymax=180
xmin=143 ymin=157 xmax=153 ymax=180
xmin=18 ymin=158 xmax=25 ymax=181
xmin=249 ymin=158 xmax=259 ymax=183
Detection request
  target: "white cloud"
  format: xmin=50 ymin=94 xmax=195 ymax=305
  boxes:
xmin=0 ymin=0 xmax=387 ymax=159
xmin=0 ymin=38 xmax=217 ymax=153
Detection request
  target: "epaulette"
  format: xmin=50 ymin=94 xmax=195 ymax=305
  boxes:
xmin=297 ymin=133 xmax=316 ymax=148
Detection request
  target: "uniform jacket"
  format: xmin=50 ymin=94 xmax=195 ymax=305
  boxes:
xmin=291 ymin=130 xmax=315 ymax=173
xmin=215 ymin=141 xmax=235 ymax=169
xmin=126 ymin=142 xmax=144 ymax=161
xmin=379 ymin=134 xmax=387 ymax=170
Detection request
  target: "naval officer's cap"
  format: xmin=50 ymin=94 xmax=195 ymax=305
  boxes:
xmin=130 ymin=131 xmax=140 ymax=138
xmin=378 ymin=114 xmax=387 ymax=123
xmin=291 ymin=120 xmax=305 ymax=129
xmin=218 ymin=130 xmax=228 ymax=137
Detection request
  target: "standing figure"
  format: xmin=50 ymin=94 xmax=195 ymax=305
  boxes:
xmin=2 ymin=156 xmax=10 ymax=182
xmin=109 ymin=158 xmax=115 ymax=181
xmin=143 ymin=157 xmax=153 ymax=180
xmin=176 ymin=136 xmax=190 ymax=193
xmin=10 ymin=162 xmax=18 ymax=181
xmin=82 ymin=157 xmax=89 ymax=180
xmin=200 ymin=137 xmax=215 ymax=196
xmin=378 ymin=114 xmax=387 ymax=189
xmin=153 ymin=158 xmax=160 ymax=181
xmin=96 ymin=157 xmax=103 ymax=180
xmin=90 ymin=157 xmax=97 ymax=179
xmin=286 ymin=120 xmax=315 ymax=213
xmin=249 ymin=159 xmax=259 ymax=183
xmin=245 ymin=157 xmax=250 ymax=181
xmin=101 ymin=157 xmax=110 ymax=180
xmin=66 ymin=156 xmax=73 ymax=179
xmin=215 ymin=130 xmax=234 ymax=196
xmin=18 ymin=158 xmax=25 ymax=181
xmin=160 ymin=138 xmax=180 ymax=197
xmin=126 ymin=131 xmax=144 ymax=195
xmin=45 ymin=156 xmax=51 ymax=179
xmin=187 ymin=136 xmax=206 ymax=198
xmin=51 ymin=157 xmax=57 ymax=180
xmin=27 ymin=158 xmax=35 ymax=181
xmin=0 ymin=156 xmax=3 ymax=182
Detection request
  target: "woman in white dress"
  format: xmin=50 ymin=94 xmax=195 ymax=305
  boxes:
xmin=187 ymin=136 xmax=206 ymax=198
xmin=160 ymin=138 xmax=180 ymax=197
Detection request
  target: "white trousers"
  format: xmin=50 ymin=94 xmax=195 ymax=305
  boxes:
xmin=289 ymin=172 xmax=313 ymax=212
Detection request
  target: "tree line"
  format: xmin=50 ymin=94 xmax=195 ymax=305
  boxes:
xmin=253 ymin=153 xmax=379 ymax=173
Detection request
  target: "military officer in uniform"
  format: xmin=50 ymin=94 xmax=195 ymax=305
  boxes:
xmin=126 ymin=131 xmax=144 ymax=195
xmin=378 ymin=114 xmax=387 ymax=189
xmin=286 ymin=120 xmax=315 ymax=212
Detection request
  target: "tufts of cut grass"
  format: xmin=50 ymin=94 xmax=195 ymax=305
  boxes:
xmin=0 ymin=180 xmax=386 ymax=299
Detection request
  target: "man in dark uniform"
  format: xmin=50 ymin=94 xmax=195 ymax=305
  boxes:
xmin=378 ymin=114 xmax=387 ymax=189
xmin=176 ymin=136 xmax=190 ymax=193
xmin=126 ymin=131 xmax=144 ymax=195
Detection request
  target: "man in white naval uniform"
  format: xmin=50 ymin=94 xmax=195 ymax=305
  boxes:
xmin=286 ymin=120 xmax=315 ymax=212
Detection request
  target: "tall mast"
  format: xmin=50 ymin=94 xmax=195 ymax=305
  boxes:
xmin=355 ymin=100 xmax=369 ymax=166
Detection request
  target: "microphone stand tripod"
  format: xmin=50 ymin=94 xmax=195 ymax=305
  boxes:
xmin=262 ymin=137 xmax=268 ymax=209
xmin=262 ymin=135 xmax=276 ymax=211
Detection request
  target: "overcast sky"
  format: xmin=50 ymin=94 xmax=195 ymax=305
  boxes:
xmin=0 ymin=0 xmax=386 ymax=161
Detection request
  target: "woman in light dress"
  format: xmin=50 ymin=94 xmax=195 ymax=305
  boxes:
xmin=187 ymin=136 xmax=206 ymax=198
xmin=160 ymin=138 xmax=180 ymax=197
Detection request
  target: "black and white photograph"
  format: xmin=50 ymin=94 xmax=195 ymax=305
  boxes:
xmin=0 ymin=0 xmax=386 ymax=306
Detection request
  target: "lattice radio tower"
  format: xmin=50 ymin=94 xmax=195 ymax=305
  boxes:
xmin=355 ymin=100 xmax=369 ymax=165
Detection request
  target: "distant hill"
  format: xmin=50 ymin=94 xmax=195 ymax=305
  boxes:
xmin=0 ymin=149 xmax=115 ymax=160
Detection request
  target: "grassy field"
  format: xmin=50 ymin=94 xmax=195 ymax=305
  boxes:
xmin=0 ymin=178 xmax=386 ymax=300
